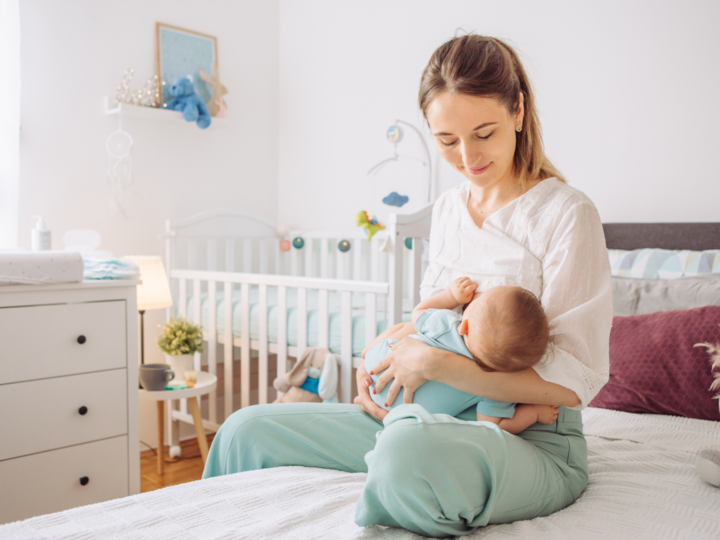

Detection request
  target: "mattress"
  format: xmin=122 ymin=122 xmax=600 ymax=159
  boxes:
xmin=3 ymin=408 xmax=719 ymax=540
xmin=184 ymin=288 xmax=405 ymax=357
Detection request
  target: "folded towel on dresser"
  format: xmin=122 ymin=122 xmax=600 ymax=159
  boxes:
xmin=0 ymin=252 xmax=84 ymax=285
xmin=82 ymin=258 xmax=139 ymax=280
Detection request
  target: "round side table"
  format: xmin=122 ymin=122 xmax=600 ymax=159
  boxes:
xmin=139 ymin=371 xmax=217 ymax=475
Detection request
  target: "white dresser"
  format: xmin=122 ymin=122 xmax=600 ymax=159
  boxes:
xmin=0 ymin=281 xmax=140 ymax=524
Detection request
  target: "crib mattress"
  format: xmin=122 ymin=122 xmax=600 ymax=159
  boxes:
xmin=4 ymin=407 xmax=719 ymax=539
xmin=184 ymin=288 xmax=405 ymax=357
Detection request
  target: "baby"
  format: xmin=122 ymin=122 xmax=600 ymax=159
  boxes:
xmin=363 ymin=277 xmax=558 ymax=434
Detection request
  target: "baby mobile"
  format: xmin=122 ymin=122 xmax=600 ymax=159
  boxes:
xmin=354 ymin=120 xmax=433 ymax=248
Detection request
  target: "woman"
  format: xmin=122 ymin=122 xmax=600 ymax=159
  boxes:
xmin=203 ymin=35 xmax=612 ymax=537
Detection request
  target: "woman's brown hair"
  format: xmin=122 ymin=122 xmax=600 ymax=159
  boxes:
xmin=419 ymin=34 xmax=565 ymax=186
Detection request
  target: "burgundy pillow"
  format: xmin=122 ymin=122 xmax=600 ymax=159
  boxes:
xmin=590 ymin=305 xmax=720 ymax=421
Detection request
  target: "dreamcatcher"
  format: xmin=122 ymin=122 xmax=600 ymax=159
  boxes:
xmin=106 ymin=113 xmax=134 ymax=216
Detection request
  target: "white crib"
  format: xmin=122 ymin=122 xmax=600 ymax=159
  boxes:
xmin=162 ymin=205 xmax=432 ymax=445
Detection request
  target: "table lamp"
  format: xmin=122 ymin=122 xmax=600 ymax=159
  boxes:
xmin=123 ymin=255 xmax=173 ymax=364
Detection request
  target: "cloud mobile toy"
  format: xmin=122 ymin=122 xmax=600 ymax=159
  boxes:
xmin=382 ymin=191 xmax=410 ymax=208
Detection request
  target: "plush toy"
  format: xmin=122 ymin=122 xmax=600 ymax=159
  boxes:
xmin=382 ymin=191 xmax=409 ymax=208
xmin=199 ymin=63 xmax=228 ymax=118
xmin=166 ymin=75 xmax=211 ymax=129
xmin=273 ymin=347 xmax=338 ymax=404
xmin=356 ymin=210 xmax=385 ymax=240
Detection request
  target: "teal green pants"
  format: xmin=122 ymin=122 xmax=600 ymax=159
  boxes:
xmin=203 ymin=403 xmax=588 ymax=538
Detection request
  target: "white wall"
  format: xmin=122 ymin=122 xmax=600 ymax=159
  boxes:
xmin=19 ymin=0 xmax=280 ymax=446
xmin=278 ymin=0 xmax=720 ymax=229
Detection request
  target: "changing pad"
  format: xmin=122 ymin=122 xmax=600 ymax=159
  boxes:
xmin=0 ymin=251 xmax=83 ymax=285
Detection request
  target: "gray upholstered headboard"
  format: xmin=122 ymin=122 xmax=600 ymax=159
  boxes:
xmin=603 ymin=223 xmax=720 ymax=251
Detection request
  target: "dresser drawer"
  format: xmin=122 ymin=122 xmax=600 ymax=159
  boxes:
xmin=0 ymin=301 xmax=127 ymax=384
xmin=0 ymin=436 xmax=128 ymax=524
xmin=0 ymin=370 xmax=128 ymax=461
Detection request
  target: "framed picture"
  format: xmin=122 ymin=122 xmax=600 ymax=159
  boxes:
xmin=156 ymin=23 xmax=218 ymax=108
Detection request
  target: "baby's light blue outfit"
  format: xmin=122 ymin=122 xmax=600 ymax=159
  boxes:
xmin=364 ymin=308 xmax=516 ymax=418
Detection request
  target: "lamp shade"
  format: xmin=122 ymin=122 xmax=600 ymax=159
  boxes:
xmin=123 ymin=255 xmax=173 ymax=311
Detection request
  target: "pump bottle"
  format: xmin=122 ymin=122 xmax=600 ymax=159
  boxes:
xmin=31 ymin=216 xmax=51 ymax=251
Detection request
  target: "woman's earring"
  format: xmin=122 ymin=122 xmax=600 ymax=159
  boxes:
xmin=516 ymin=125 xmax=522 ymax=132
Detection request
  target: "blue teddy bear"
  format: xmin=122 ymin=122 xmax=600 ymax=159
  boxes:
xmin=166 ymin=75 xmax=211 ymax=129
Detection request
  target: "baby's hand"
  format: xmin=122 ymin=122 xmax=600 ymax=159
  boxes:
xmin=536 ymin=404 xmax=559 ymax=424
xmin=450 ymin=277 xmax=478 ymax=305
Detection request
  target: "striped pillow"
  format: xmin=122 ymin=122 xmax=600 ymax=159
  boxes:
xmin=608 ymin=249 xmax=720 ymax=279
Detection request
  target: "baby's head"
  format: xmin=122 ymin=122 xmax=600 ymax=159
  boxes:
xmin=458 ymin=285 xmax=549 ymax=372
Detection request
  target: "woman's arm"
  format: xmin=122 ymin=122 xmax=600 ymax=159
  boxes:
xmin=428 ymin=347 xmax=581 ymax=406
xmin=373 ymin=338 xmax=580 ymax=407
xmin=530 ymin=198 xmax=613 ymax=408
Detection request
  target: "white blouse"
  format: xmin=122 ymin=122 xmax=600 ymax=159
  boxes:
xmin=420 ymin=178 xmax=613 ymax=409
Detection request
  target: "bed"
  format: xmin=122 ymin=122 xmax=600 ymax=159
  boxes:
xmin=3 ymin=408 xmax=718 ymax=540
xmin=2 ymin=221 xmax=719 ymax=538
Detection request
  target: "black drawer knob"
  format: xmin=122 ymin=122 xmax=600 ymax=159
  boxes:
xmin=77 ymin=335 xmax=87 ymax=344
xmin=78 ymin=406 xmax=88 ymax=416
xmin=79 ymin=476 xmax=89 ymax=486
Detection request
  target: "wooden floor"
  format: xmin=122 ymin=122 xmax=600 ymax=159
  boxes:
xmin=140 ymin=434 xmax=215 ymax=493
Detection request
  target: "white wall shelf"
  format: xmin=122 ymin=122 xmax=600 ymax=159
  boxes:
xmin=104 ymin=97 xmax=228 ymax=128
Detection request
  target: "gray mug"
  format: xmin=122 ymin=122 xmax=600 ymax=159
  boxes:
xmin=139 ymin=363 xmax=175 ymax=391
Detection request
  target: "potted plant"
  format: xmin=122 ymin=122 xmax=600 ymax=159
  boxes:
xmin=157 ymin=317 xmax=204 ymax=382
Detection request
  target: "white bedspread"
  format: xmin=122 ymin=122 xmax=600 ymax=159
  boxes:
xmin=3 ymin=408 xmax=719 ymax=539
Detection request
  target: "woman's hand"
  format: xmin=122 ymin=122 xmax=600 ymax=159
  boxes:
xmin=371 ymin=336 xmax=433 ymax=407
xmin=353 ymin=364 xmax=388 ymax=422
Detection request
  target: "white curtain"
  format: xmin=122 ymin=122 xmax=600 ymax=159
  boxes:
xmin=0 ymin=0 xmax=20 ymax=249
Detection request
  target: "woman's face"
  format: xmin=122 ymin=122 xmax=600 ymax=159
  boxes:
xmin=426 ymin=92 xmax=524 ymax=189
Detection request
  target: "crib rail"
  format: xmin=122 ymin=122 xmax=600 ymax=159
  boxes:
xmin=172 ymin=268 xmax=388 ymax=424
xmin=165 ymin=209 xmax=432 ymax=323
xmin=285 ymin=230 xmax=390 ymax=281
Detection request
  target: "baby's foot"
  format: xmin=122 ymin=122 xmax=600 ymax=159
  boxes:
xmin=536 ymin=405 xmax=559 ymax=424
